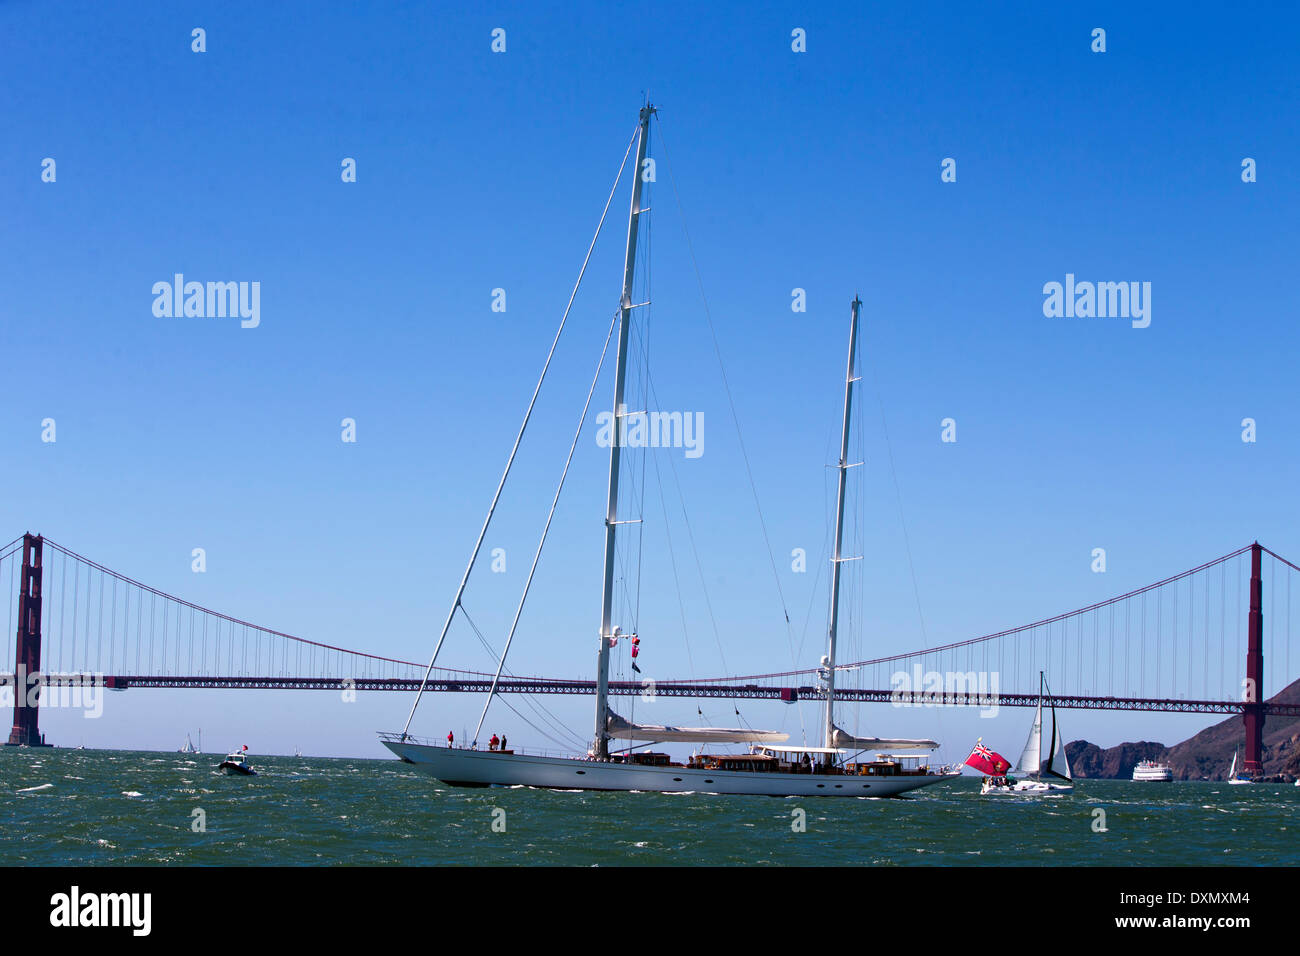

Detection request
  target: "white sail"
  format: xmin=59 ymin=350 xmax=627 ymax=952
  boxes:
xmin=606 ymin=712 xmax=787 ymax=744
xmin=1015 ymin=699 xmax=1043 ymax=774
xmin=1014 ymin=691 xmax=1071 ymax=781
xmin=830 ymin=726 xmax=938 ymax=751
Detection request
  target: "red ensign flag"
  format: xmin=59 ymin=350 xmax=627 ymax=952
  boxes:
xmin=965 ymin=742 xmax=1011 ymax=776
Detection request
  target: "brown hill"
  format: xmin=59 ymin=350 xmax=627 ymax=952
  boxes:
xmin=1066 ymin=740 xmax=1167 ymax=779
xmin=1064 ymin=676 xmax=1300 ymax=780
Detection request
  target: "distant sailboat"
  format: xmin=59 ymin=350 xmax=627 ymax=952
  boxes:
xmin=180 ymin=734 xmax=197 ymax=754
xmin=1227 ymin=749 xmax=1252 ymax=785
xmin=983 ymin=673 xmax=1073 ymax=795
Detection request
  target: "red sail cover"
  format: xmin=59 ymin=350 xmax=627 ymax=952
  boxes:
xmin=965 ymin=742 xmax=1011 ymax=775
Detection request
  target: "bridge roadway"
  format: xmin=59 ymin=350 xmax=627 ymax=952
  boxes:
xmin=7 ymin=673 xmax=1299 ymax=717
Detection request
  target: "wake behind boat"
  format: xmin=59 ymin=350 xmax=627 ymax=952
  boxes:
xmin=380 ymin=104 xmax=958 ymax=798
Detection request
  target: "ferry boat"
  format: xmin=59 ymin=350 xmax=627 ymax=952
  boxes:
xmin=1132 ymin=760 xmax=1173 ymax=782
xmin=380 ymin=104 xmax=960 ymax=798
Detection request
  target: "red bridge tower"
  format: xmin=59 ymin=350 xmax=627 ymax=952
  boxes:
xmin=6 ymin=534 xmax=48 ymax=747
xmin=1243 ymin=542 xmax=1264 ymax=772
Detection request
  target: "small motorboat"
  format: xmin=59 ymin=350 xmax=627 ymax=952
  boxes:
xmin=219 ymin=746 xmax=257 ymax=776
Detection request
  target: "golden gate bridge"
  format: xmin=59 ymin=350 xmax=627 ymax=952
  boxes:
xmin=4 ymin=533 xmax=1298 ymax=773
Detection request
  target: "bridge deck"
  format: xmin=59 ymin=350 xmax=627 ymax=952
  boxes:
xmin=6 ymin=673 xmax=1297 ymax=717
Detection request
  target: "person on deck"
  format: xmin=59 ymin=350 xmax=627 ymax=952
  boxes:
xmin=500 ymin=734 xmax=507 ymax=751
xmin=489 ymin=734 xmax=500 ymax=751
xmin=447 ymin=731 xmax=454 ymax=748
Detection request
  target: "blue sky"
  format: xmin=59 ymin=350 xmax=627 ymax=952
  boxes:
xmin=2 ymin=1 xmax=1298 ymax=760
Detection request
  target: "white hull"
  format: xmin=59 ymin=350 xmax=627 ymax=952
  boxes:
xmin=1132 ymin=764 xmax=1173 ymax=782
xmin=384 ymin=741 xmax=958 ymax=797
xmin=982 ymin=778 xmax=1073 ymax=795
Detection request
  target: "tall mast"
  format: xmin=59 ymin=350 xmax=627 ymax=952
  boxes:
xmin=824 ymin=296 xmax=862 ymax=751
xmin=593 ymin=103 xmax=655 ymax=758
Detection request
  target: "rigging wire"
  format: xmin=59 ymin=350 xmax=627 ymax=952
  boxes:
xmin=472 ymin=309 xmax=622 ymax=743
xmin=649 ymin=439 xmax=698 ymax=677
xmin=631 ymin=184 xmax=652 ymax=671
xmin=653 ymin=114 xmax=797 ymax=648
xmin=459 ymin=605 xmax=587 ymax=750
xmin=401 ymin=121 xmax=640 ymax=737
xmin=642 ymin=369 xmax=729 ymax=673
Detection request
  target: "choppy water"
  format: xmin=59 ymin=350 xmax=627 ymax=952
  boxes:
xmin=2 ymin=748 xmax=1297 ymax=865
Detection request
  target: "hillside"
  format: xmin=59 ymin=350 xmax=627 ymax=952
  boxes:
xmin=1065 ymin=676 xmax=1300 ymax=780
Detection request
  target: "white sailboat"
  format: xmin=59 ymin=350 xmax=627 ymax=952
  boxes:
xmin=180 ymin=732 xmax=199 ymax=754
xmin=1227 ymin=749 xmax=1252 ymax=785
xmin=380 ymin=104 xmax=959 ymax=798
xmin=983 ymin=673 xmax=1073 ymax=795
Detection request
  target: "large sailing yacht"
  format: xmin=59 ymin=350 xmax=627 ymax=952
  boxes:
xmin=380 ymin=104 xmax=959 ymax=797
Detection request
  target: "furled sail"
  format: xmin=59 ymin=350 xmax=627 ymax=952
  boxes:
xmin=830 ymin=726 xmax=938 ymax=751
xmin=606 ymin=712 xmax=788 ymax=744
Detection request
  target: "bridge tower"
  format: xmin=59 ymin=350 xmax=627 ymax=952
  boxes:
xmin=1243 ymin=542 xmax=1264 ymax=772
xmin=6 ymin=534 xmax=48 ymax=747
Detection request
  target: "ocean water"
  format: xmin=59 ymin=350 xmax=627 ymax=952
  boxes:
xmin=2 ymin=748 xmax=1297 ymax=866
